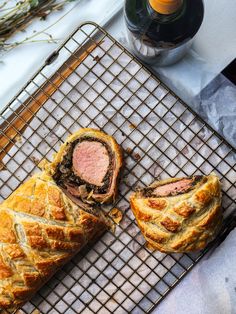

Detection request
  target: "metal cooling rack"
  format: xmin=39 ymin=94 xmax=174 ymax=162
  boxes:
xmin=0 ymin=22 xmax=236 ymax=314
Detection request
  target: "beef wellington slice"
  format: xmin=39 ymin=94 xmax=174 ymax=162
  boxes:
xmin=130 ymin=173 xmax=222 ymax=253
xmin=48 ymin=129 xmax=122 ymax=204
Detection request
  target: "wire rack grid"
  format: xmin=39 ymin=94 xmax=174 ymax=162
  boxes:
xmin=0 ymin=22 xmax=236 ymax=314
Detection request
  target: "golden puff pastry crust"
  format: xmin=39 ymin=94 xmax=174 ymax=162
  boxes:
xmin=0 ymin=172 xmax=108 ymax=313
xmin=130 ymin=173 xmax=222 ymax=253
xmin=46 ymin=128 xmax=123 ymax=204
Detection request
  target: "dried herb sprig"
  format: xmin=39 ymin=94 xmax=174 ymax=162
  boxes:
xmin=0 ymin=0 xmax=76 ymax=51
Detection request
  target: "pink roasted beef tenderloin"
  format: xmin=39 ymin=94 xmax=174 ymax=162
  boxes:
xmin=72 ymin=141 xmax=110 ymax=187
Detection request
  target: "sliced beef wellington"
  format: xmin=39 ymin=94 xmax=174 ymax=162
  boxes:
xmin=0 ymin=172 xmax=110 ymax=313
xmin=47 ymin=128 xmax=122 ymax=204
xmin=130 ymin=173 xmax=222 ymax=253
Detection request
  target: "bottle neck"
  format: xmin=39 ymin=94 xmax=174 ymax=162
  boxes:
xmin=149 ymin=0 xmax=183 ymax=15
xmin=146 ymin=0 xmax=185 ymax=23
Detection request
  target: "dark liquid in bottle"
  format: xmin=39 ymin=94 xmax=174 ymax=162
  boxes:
xmin=125 ymin=0 xmax=204 ymax=65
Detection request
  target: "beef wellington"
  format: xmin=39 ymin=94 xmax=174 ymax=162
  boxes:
xmin=47 ymin=129 xmax=122 ymax=204
xmin=130 ymin=173 xmax=222 ymax=253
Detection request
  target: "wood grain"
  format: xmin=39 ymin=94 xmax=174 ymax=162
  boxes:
xmin=0 ymin=42 xmax=97 ymax=167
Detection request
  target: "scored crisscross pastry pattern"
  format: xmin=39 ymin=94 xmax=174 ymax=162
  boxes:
xmin=0 ymin=172 xmax=107 ymax=313
xmin=130 ymin=174 xmax=222 ymax=253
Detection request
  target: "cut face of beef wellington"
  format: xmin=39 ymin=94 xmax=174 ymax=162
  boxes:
xmin=130 ymin=173 xmax=222 ymax=253
xmin=47 ymin=129 xmax=123 ymax=205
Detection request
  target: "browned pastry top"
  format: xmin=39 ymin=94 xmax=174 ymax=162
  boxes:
xmin=130 ymin=173 xmax=222 ymax=253
xmin=0 ymin=172 xmax=107 ymax=313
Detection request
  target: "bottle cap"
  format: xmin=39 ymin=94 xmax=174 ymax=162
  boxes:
xmin=149 ymin=0 xmax=182 ymax=14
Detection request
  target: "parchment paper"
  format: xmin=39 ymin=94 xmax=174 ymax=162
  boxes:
xmin=1 ymin=23 xmax=236 ymax=314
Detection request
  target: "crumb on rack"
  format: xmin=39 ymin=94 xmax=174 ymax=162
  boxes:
xmin=125 ymin=148 xmax=141 ymax=161
xmin=109 ymin=208 xmax=123 ymax=225
xmin=125 ymin=147 xmax=132 ymax=154
xmin=129 ymin=122 xmax=137 ymax=129
xmin=30 ymin=156 xmax=40 ymax=165
xmin=133 ymin=153 xmax=141 ymax=161
xmin=93 ymin=55 xmax=101 ymax=62
xmin=15 ymin=135 xmax=22 ymax=144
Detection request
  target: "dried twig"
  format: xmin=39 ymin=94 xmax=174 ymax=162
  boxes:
xmin=0 ymin=0 xmax=77 ymax=52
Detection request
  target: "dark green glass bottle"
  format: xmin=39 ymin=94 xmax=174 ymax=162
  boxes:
xmin=124 ymin=0 xmax=204 ymax=66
